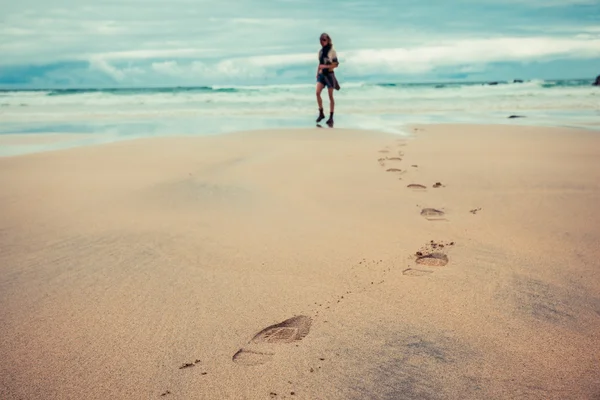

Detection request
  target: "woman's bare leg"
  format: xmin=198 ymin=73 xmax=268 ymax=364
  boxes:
xmin=326 ymin=88 xmax=335 ymax=126
xmin=316 ymin=82 xmax=326 ymax=122
xmin=316 ymin=82 xmax=325 ymax=110
xmin=327 ymin=87 xmax=335 ymax=113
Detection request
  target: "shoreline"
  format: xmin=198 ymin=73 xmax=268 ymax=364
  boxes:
xmin=1 ymin=124 xmax=599 ymax=399
xmin=1 ymin=116 xmax=599 ymax=159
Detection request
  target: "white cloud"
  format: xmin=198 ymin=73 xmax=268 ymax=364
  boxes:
xmin=151 ymin=61 xmax=183 ymax=76
xmin=341 ymin=36 xmax=600 ymax=75
xmin=146 ymin=59 xmax=271 ymax=82
xmin=100 ymin=49 xmax=216 ymax=61
xmin=89 ymin=58 xmax=126 ymax=81
xmin=239 ymin=53 xmax=316 ymax=68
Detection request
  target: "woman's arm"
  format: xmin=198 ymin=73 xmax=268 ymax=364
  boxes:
xmin=320 ymin=62 xmax=338 ymax=68
xmin=319 ymin=62 xmax=338 ymax=71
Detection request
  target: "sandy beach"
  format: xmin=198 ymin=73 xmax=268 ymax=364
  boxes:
xmin=0 ymin=124 xmax=599 ymax=399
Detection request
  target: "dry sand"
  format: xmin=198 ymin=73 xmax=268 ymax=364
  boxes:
xmin=0 ymin=124 xmax=599 ymax=399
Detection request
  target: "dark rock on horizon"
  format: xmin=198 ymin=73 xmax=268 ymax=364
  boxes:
xmin=593 ymin=75 xmax=600 ymax=86
xmin=513 ymin=79 xmax=524 ymax=83
xmin=487 ymin=82 xmax=499 ymax=85
xmin=508 ymin=115 xmax=526 ymax=119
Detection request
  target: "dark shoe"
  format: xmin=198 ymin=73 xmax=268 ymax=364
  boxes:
xmin=326 ymin=117 xmax=334 ymax=127
xmin=316 ymin=109 xmax=325 ymax=123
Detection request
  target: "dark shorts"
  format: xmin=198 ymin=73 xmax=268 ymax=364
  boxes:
xmin=317 ymin=72 xmax=340 ymax=90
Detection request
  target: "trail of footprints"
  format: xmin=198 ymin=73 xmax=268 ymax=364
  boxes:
xmin=161 ymin=257 xmax=419 ymax=396
xmin=376 ymin=138 xmax=466 ymax=278
xmin=381 ymin=139 xmax=449 ymax=274
xmin=376 ymin=138 xmax=481 ymax=278
xmin=159 ymin=136 xmax=483 ymax=398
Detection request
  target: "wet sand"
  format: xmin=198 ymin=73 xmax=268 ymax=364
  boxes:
xmin=0 ymin=125 xmax=599 ymax=399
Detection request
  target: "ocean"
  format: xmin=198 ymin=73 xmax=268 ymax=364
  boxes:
xmin=1 ymin=79 xmax=598 ymax=156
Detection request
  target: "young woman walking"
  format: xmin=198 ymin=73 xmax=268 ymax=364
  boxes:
xmin=315 ymin=33 xmax=340 ymax=127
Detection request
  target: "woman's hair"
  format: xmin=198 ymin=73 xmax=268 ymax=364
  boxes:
xmin=320 ymin=33 xmax=332 ymax=45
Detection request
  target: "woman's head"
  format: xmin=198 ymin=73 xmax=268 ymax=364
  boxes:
xmin=320 ymin=33 xmax=332 ymax=46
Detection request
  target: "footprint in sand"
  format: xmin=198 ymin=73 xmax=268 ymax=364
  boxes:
xmin=407 ymin=184 xmax=427 ymax=190
xmin=380 ymin=153 xmax=402 ymax=170
xmin=416 ymin=253 xmax=449 ymax=267
xmin=403 ymin=268 xmax=434 ymax=276
xmin=420 ymin=208 xmax=446 ymax=221
xmin=413 ymin=240 xmax=453 ymax=267
xmin=232 ymin=316 xmax=312 ymax=366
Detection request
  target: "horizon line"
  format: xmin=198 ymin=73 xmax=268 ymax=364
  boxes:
xmin=0 ymin=77 xmax=596 ymax=91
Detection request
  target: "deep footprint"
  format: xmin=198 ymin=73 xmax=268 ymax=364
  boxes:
xmin=232 ymin=316 xmax=312 ymax=366
xmin=416 ymin=253 xmax=449 ymax=267
xmin=420 ymin=208 xmax=446 ymax=220
xmin=403 ymin=268 xmax=434 ymax=276
xmin=407 ymin=184 xmax=427 ymax=190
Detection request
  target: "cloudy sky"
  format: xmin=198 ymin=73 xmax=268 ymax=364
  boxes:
xmin=1 ymin=0 xmax=599 ymax=87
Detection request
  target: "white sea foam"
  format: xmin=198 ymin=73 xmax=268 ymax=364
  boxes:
xmin=1 ymin=80 xmax=597 ymax=113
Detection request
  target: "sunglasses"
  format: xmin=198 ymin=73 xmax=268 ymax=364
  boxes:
xmin=320 ymin=38 xmax=328 ymax=42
